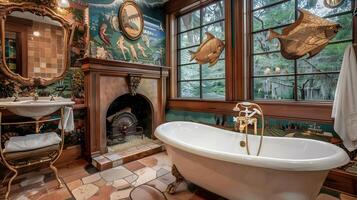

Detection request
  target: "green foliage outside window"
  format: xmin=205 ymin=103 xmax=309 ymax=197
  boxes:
xmin=252 ymin=0 xmax=353 ymax=101
xmin=177 ymin=1 xmax=225 ymax=99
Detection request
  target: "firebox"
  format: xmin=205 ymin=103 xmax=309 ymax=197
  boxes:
xmin=106 ymin=94 xmax=153 ymax=147
xmin=107 ymin=107 xmax=144 ymax=145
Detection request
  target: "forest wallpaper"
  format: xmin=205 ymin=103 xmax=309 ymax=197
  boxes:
xmin=88 ymin=0 xmax=166 ymax=66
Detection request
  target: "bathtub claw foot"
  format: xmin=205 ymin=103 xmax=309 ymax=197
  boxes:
xmin=167 ymin=165 xmax=185 ymax=194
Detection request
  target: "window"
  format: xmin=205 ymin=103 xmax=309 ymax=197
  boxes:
xmin=177 ymin=0 xmax=226 ymax=99
xmin=251 ymin=0 xmax=353 ymax=101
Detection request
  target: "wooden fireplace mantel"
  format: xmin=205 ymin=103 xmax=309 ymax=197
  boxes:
xmin=81 ymin=57 xmax=170 ymax=77
xmin=81 ymin=57 xmax=169 ymax=159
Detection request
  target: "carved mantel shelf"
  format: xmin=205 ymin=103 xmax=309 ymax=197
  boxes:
xmin=80 ymin=57 xmax=169 ymax=78
xmin=81 ymin=57 xmax=168 ymax=159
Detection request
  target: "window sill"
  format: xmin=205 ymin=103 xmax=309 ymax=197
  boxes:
xmin=167 ymin=98 xmax=333 ymax=123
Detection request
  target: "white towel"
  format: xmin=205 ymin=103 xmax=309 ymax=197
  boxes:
xmin=332 ymin=45 xmax=357 ymax=151
xmin=58 ymin=106 xmax=74 ymax=132
xmin=4 ymin=132 xmax=61 ymax=153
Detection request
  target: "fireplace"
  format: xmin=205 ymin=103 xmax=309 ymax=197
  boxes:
xmin=106 ymin=94 xmax=152 ymax=146
xmin=82 ymin=58 xmax=169 ymax=159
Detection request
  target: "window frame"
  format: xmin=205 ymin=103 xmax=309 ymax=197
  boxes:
xmin=166 ymin=0 xmax=357 ymax=122
xmin=249 ymin=0 xmax=354 ymax=102
xmin=176 ymin=0 xmax=227 ymax=100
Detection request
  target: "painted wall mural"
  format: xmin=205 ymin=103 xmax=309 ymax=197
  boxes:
xmin=88 ymin=0 xmax=166 ymax=66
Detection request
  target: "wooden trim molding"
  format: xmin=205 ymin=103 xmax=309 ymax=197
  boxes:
xmin=167 ymin=99 xmax=334 ymax=123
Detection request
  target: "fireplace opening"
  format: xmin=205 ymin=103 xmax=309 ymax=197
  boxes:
xmin=106 ymin=94 xmax=153 ymax=149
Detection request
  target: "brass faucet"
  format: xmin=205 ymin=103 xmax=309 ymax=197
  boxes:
xmin=12 ymin=92 xmax=19 ymax=102
xmin=233 ymin=102 xmax=264 ymax=156
xmin=33 ymin=89 xmax=39 ymax=101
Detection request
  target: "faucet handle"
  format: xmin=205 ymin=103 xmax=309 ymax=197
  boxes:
xmin=12 ymin=91 xmax=19 ymax=102
xmin=49 ymin=94 xmax=57 ymax=101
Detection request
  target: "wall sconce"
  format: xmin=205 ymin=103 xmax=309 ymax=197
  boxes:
xmin=58 ymin=0 xmax=70 ymax=8
xmin=33 ymin=31 xmax=40 ymax=37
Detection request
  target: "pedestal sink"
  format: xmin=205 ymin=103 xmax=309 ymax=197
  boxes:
xmin=0 ymin=97 xmax=75 ymax=120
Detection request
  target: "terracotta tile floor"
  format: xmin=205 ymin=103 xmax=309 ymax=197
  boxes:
xmin=1 ymin=152 xmax=357 ymax=200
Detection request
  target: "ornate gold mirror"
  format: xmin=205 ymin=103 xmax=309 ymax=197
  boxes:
xmin=324 ymin=0 xmax=345 ymax=8
xmin=0 ymin=2 xmax=75 ymax=86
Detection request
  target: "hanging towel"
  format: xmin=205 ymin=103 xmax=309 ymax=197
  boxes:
xmin=332 ymin=44 xmax=357 ymax=151
xmin=58 ymin=106 xmax=74 ymax=132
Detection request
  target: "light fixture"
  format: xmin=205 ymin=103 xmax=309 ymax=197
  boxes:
xmin=58 ymin=0 xmax=70 ymax=8
xmin=33 ymin=31 xmax=40 ymax=37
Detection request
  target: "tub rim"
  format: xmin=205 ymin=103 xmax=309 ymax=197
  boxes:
xmin=154 ymin=121 xmax=350 ymax=171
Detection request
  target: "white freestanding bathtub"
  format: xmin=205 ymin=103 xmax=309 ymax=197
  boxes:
xmin=154 ymin=121 xmax=350 ymax=200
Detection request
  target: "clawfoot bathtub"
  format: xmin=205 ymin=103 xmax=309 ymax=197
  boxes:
xmin=154 ymin=121 xmax=350 ymax=200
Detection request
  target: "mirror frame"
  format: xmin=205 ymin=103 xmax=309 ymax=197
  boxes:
xmin=0 ymin=2 xmax=75 ymax=86
xmin=118 ymin=0 xmax=144 ymax=41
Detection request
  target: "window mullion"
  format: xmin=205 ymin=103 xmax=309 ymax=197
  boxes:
xmin=293 ymin=0 xmax=298 ymax=101
xmin=199 ymin=6 xmax=203 ymax=99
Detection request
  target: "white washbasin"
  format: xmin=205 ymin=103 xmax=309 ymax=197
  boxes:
xmin=0 ymin=97 xmax=75 ymax=120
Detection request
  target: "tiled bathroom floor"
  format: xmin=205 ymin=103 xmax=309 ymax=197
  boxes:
xmin=2 ymin=152 xmax=357 ymax=200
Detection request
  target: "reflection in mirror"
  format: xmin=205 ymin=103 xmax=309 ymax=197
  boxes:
xmin=324 ymin=0 xmax=345 ymax=8
xmin=5 ymin=11 xmax=65 ymax=79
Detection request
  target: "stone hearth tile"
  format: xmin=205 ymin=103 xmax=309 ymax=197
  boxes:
xmin=133 ymin=167 xmax=157 ymax=186
xmin=72 ymin=184 xmax=99 ymax=200
xmin=112 ymin=179 xmax=131 ymax=190
xmin=316 ymin=194 xmax=340 ymax=200
xmin=153 ymin=140 xmax=163 ymax=144
xmin=124 ymin=174 xmax=139 ymax=184
xmin=93 ymin=178 xmax=107 ymax=188
xmin=137 ymin=156 xmax=158 ymax=168
xmin=67 ymin=179 xmax=83 ymax=191
xmin=62 ymin=169 xmax=90 ymax=184
xmin=124 ymin=161 xmax=146 ymax=172
xmin=147 ymin=179 xmax=169 ymax=192
xmin=156 ymin=168 xmax=170 ymax=178
xmin=104 ymin=153 xmax=122 ymax=162
xmin=91 ymin=160 xmax=98 ymax=169
xmin=95 ymin=157 xmax=112 ymax=171
xmin=88 ymin=185 xmax=116 ymax=200
xmin=82 ymin=173 xmax=101 ymax=184
xmin=147 ymin=143 xmax=161 ymax=149
xmin=112 ymin=159 xmax=123 ymax=168
xmin=110 ymin=188 xmax=134 ymax=200
xmin=157 ymin=173 xmax=176 ymax=186
xmin=38 ymin=187 xmax=72 ymax=200
xmin=100 ymin=166 xmax=133 ymax=182
xmin=340 ymin=194 xmax=357 ymax=200
xmin=151 ymin=153 xmax=173 ymax=171
xmin=92 ymin=156 xmax=105 ymax=162
xmin=137 ymin=145 xmax=151 ymax=152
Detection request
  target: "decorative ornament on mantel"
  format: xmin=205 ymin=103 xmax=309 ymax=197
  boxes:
xmin=127 ymin=74 xmax=142 ymax=96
